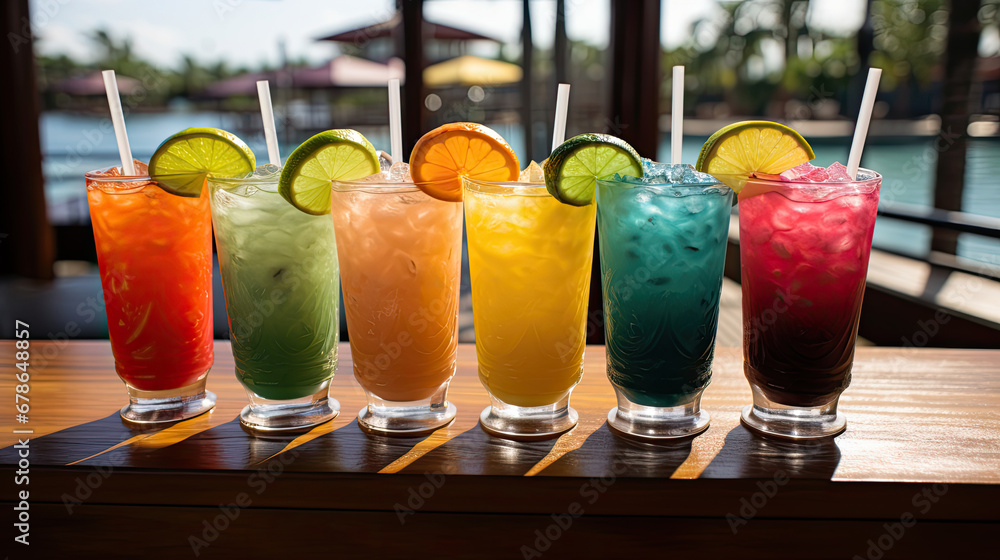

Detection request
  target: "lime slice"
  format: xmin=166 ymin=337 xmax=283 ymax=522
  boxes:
xmin=279 ymin=129 xmax=379 ymax=215
xmin=695 ymin=121 xmax=814 ymax=193
xmin=543 ymin=133 xmax=642 ymax=206
xmin=148 ymin=128 xmax=256 ymax=197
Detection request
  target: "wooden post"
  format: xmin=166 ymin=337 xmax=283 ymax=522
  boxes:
xmin=520 ymin=0 xmax=534 ymax=163
xmin=401 ymin=0 xmax=425 ymax=155
xmin=931 ymin=1 xmax=981 ymax=256
xmin=586 ymin=0 xmax=662 ymax=344
xmin=0 ymin=0 xmax=54 ymax=280
xmin=554 ymin=0 xmax=567 ymax=87
xmin=551 ymin=0 xmax=567 ymax=149
xmin=851 ymin=0 xmax=875 ymax=119
xmin=608 ymin=0 xmax=660 ymax=157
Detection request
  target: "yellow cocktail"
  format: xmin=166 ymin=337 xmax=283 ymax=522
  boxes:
xmin=464 ymin=177 xmax=596 ymax=438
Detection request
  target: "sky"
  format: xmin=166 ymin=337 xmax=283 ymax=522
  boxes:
xmin=29 ymin=0 xmax=869 ymax=69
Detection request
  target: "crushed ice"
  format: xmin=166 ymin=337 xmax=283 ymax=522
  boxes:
xmin=518 ymin=161 xmax=545 ymax=182
xmin=613 ymin=159 xmax=718 ymax=185
xmin=780 ymin=161 xmax=854 ymax=183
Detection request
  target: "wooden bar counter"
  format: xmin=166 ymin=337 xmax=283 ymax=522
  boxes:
xmin=1 ymin=341 xmax=997 ymax=558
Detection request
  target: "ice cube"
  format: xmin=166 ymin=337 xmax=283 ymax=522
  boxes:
xmin=377 ymin=150 xmax=394 ymax=171
xmin=359 ymin=171 xmax=390 ymax=183
xmin=770 ymin=204 xmax=799 ymax=231
xmin=683 ymin=194 xmax=708 ymax=214
xmin=800 ymin=166 xmax=831 ymax=182
xmin=781 ymin=162 xmax=819 ymax=181
xmin=519 ymin=161 xmax=544 ymax=182
xmin=641 ymin=157 xmax=663 ymax=176
xmin=101 ymin=160 xmax=148 ymax=177
xmin=631 ymin=160 xmax=717 ymax=185
xmin=611 ymin=172 xmax=644 ymax=184
xmin=388 ymin=162 xmax=412 ymax=183
xmin=826 ymin=162 xmax=852 ymax=182
xmin=251 ymin=163 xmax=281 ymax=179
xmin=677 ymin=165 xmax=719 ymax=185
xmin=823 ymin=234 xmax=854 ymax=253
xmin=641 ymin=160 xmax=685 ymax=183
xmin=771 ymin=241 xmax=792 ymax=259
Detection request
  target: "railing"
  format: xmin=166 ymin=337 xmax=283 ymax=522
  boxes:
xmin=878 ymin=202 xmax=1000 ymax=240
xmin=876 ymin=203 xmax=1000 ymax=280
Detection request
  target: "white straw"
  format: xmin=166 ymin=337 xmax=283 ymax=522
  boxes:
xmin=101 ymin=70 xmax=136 ymax=176
xmin=846 ymin=68 xmax=882 ymax=180
xmin=388 ymin=78 xmax=403 ymax=163
xmin=551 ymin=83 xmax=571 ymax=152
xmin=671 ymin=66 xmax=684 ymax=164
xmin=256 ymin=80 xmax=281 ymax=166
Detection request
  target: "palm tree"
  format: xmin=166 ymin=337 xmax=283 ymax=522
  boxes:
xmin=869 ymin=0 xmax=949 ymax=116
xmin=687 ymin=0 xmax=809 ymax=116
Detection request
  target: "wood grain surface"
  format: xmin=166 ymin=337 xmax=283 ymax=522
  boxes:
xmin=1 ymin=341 xmax=997 ymax=558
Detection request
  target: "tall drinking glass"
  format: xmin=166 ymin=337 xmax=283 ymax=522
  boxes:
xmin=464 ymin=178 xmax=596 ymax=440
xmin=331 ymin=176 xmax=461 ymax=436
xmin=596 ymin=167 xmax=733 ymax=440
xmin=208 ymin=166 xmax=340 ymax=433
xmin=738 ymin=168 xmax=881 ymax=439
xmin=85 ymin=162 xmax=216 ymax=424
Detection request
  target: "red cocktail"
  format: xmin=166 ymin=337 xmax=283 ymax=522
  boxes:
xmin=739 ymin=163 xmax=881 ymax=438
xmin=86 ymin=162 xmax=216 ymax=424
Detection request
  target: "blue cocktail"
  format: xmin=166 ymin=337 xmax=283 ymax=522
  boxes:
xmin=596 ymin=162 xmax=732 ymax=439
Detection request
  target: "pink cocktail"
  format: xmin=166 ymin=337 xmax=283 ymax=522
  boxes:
xmin=739 ymin=163 xmax=881 ymax=439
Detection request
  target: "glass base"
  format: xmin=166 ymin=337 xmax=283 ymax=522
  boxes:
xmin=479 ymin=393 xmax=578 ymax=442
xmin=740 ymin=384 xmax=846 ymax=440
xmin=357 ymin=378 xmax=457 ymax=437
xmin=239 ymin=379 xmax=340 ymax=434
xmin=606 ymin=386 xmax=709 ymax=441
xmin=120 ymin=375 xmax=216 ymax=425
xmin=358 ymin=403 xmax=457 ymax=437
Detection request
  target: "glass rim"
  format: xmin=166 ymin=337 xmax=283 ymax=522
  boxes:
xmin=332 ymin=174 xmax=463 ymax=195
xmin=596 ymin=177 xmax=729 ymax=193
xmin=84 ymin=165 xmax=152 ymax=183
xmin=462 ymin=177 xmax=549 ymax=197
xmin=332 ymin=180 xmax=422 ymax=194
xmin=208 ymin=173 xmax=279 ymax=186
xmin=745 ymin=167 xmax=882 ymax=188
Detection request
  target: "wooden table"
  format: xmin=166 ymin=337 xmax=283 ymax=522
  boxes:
xmin=1 ymin=341 xmax=997 ymax=559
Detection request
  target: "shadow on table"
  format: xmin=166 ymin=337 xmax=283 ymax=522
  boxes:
xmin=538 ymin=423 xmax=693 ymax=478
xmin=70 ymin=416 xmax=434 ymax=473
xmin=399 ymin=425 xmax=559 ymax=476
xmin=268 ymin=419 xmax=431 ymax=473
xmin=700 ymin=425 xmax=842 ymax=479
xmin=77 ymin=417 xmax=289 ymax=470
xmin=0 ymin=411 xmax=172 ymax=466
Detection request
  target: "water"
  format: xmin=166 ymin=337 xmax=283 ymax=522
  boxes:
xmin=41 ymin=110 xmax=1000 ymax=263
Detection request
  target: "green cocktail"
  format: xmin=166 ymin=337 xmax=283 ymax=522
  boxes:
xmin=209 ymin=164 xmax=340 ymax=431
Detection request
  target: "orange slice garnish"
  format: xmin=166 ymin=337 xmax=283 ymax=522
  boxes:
xmin=410 ymin=122 xmax=520 ymax=202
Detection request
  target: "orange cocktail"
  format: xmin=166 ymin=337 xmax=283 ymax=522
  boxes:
xmin=86 ymin=162 xmax=215 ymax=422
xmin=331 ymin=170 xmax=462 ymax=436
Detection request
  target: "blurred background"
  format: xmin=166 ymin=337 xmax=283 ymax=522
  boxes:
xmin=1 ymin=0 xmax=998 ymax=346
